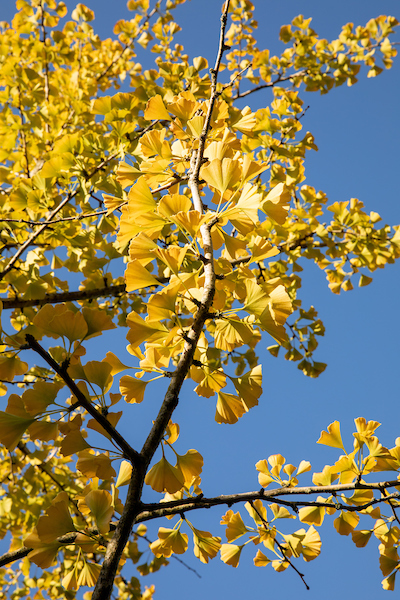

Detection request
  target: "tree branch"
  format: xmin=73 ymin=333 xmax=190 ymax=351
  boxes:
xmin=135 ymin=480 xmax=400 ymax=522
xmin=23 ymin=334 xmax=141 ymax=467
xmin=1 ymin=284 xmax=127 ymax=310
xmin=91 ymin=4 xmax=231 ymax=599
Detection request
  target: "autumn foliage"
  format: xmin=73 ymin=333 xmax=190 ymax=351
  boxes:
xmin=0 ymin=1 xmax=399 ymax=598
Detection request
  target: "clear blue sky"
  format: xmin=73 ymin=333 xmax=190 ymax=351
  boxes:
xmin=1 ymin=1 xmax=400 ymax=598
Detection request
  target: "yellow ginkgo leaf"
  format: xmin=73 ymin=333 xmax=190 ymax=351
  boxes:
xmin=60 ymin=429 xmax=90 ymax=456
xmin=241 ymin=154 xmax=268 ymax=184
xmin=116 ymin=460 xmax=133 ymax=487
xmin=77 ymin=562 xmax=102 ymax=588
xmin=33 ymin=304 xmax=88 ymax=342
xmin=298 ymin=501 xmax=326 ymax=526
xmin=171 ymin=210 xmax=206 ymax=237
xmin=82 ymin=307 xmax=116 ymax=339
xmin=245 ymin=499 xmax=267 ymax=525
xmin=220 ymin=510 xmax=248 ymax=542
xmin=125 ymin=259 xmax=162 ymax=292
xmin=351 ymin=529 xmax=373 ymax=548
xmin=127 ymin=176 xmax=157 ymax=216
xmin=139 ymin=129 xmax=172 ymax=159
xmin=150 ymin=527 xmax=188 ymax=557
xmin=268 ymin=283 xmax=293 ymax=326
xmin=115 ymin=161 xmax=142 ymax=188
xmin=250 ymin=236 xmax=280 ymax=261
xmin=334 ymin=511 xmax=360 ymax=536
xmin=0 ymin=355 xmax=28 ymax=381
xmin=155 ymin=245 xmax=187 ymax=274
xmin=119 ymin=375 xmax=148 ymax=404
xmin=261 ymin=182 xmax=291 ymax=224
xmin=379 ymin=546 xmax=399 ymax=577
xmin=301 ymin=526 xmax=322 ymax=561
xmin=297 ymin=460 xmax=311 ymax=476
xmin=147 ymin=288 xmax=177 ymax=322
xmin=22 ymin=381 xmax=62 ymax=416
xmin=126 ymin=311 xmax=168 ymax=348
xmin=382 ymin=573 xmax=397 ymax=591
xmin=36 ymin=492 xmax=75 ymax=543
xmin=232 ymin=365 xmax=262 ymax=410
xmin=144 ymin=94 xmax=171 ymax=121
xmin=87 ymin=411 xmax=122 ymax=440
xmin=102 ymin=194 xmax=124 ymax=215
xmin=214 ymin=316 xmax=254 ymax=352
xmin=28 ymin=420 xmax=58 ymax=442
xmin=317 ymin=420 xmax=344 ymax=449
xmin=220 ymin=543 xmax=243 ymax=567
xmin=103 ymin=352 xmax=130 ymax=376
xmin=24 ymin=530 xmax=60 ymax=569
xmin=76 ymin=450 xmax=116 ymax=480
xmin=223 ymin=183 xmax=263 ymax=224
xmin=145 ymin=457 xmax=185 ymax=493
xmin=255 ymin=459 xmax=274 ymax=488
xmin=0 ymin=411 xmax=35 ymax=451
xmin=231 ymin=106 xmax=256 ymax=133
xmin=201 ymin=158 xmax=242 ymax=194
xmin=157 ymin=194 xmax=192 ymax=218
xmin=168 ymin=90 xmax=198 ymax=121
xmin=83 ymin=490 xmax=114 ymax=534
xmin=83 ymin=360 xmax=113 ymax=392
xmin=176 ymin=449 xmax=203 ymax=484
xmin=62 ymin=565 xmax=79 ymax=591
xmin=254 ymin=549 xmax=271 ymax=567
xmin=192 ymin=527 xmax=221 ymax=564
xmin=194 ymin=368 xmax=226 ymax=398
xmin=215 ymin=391 xmax=246 ymax=424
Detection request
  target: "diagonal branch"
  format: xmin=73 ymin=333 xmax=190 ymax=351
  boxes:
xmin=23 ymin=334 xmax=141 ymax=467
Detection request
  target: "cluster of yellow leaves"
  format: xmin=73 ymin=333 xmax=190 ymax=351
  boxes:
xmin=0 ymin=0 xmax=398 ymax=598
xmin=147 ymin=419 xmax=400 ymax=587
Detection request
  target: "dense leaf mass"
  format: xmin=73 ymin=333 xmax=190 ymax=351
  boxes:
xmin=0 ymin=1 xmax=399 ymax=598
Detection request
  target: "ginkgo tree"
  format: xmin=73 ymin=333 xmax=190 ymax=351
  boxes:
xmin=0 ymin=0 xmax=399 ymax=598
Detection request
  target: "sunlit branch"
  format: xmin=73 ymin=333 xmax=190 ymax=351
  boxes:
xmin=91 ymin=5 xmax=231 ymax=599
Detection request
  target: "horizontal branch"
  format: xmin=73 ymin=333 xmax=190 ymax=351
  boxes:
xmin=136 ymin=479 xmax=400 ymax=522
xmin=0 ymin=525 xmax=116 ymax=568
xmin=1 ymin=479 xmax=398 ymax=569
xmin=1 ymin=284 xmax=127 ymax=310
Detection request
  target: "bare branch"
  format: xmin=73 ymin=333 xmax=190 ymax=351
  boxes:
xmin=136 ymin=480 xmax=400 ymax=522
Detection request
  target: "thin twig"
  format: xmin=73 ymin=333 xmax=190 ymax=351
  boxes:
xmin=96 ymin=5 xmax=158 ymax=82
xmin=17 ymin=89 xmax=30 ymax=178
xmin=249 ymin=500 xmax=309 ymax=590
